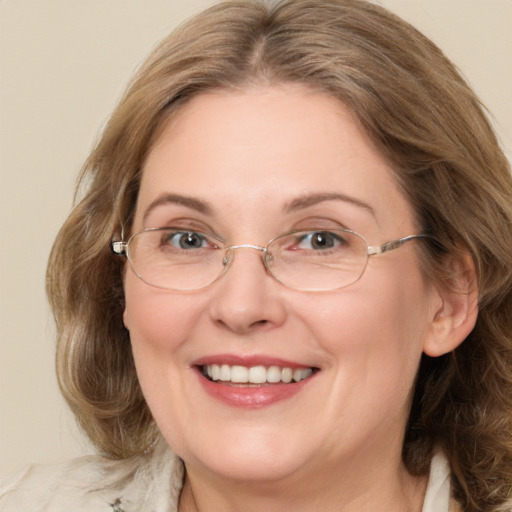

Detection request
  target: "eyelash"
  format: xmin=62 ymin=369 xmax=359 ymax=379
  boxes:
xmin=149 ymin=216 xmax=353 ymax=243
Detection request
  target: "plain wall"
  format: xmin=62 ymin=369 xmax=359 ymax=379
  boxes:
xmin=1 ymin=0 xmax=511 ymax=478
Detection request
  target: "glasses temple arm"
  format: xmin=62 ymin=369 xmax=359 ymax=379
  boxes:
xmin=367 ymin=234 xmax=428 ymax=256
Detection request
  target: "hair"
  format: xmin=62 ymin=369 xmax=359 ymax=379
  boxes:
xmin=46 ymin=1 xmax=512 ymax=510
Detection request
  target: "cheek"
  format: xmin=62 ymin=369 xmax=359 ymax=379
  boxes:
xmin=122 ymin=274 xmax=205 ymax=437
xmin=299 ymin=260 xmax=433 ymax=390
xmin=124 ymin=273 xmax=203 ymax=350
xmin=306 ymin=290 xmax=427 ymax=350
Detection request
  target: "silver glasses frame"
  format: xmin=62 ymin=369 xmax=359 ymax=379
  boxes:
xmin=112 ymin=228 xmax=430 ymax=291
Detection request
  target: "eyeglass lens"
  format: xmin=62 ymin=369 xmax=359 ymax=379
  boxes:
xmin=126 ymin=228 xmax=370 ymax=291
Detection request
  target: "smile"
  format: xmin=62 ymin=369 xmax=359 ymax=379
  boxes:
xmin=201 ymin=364 xmax=314 ymax=385
xmin=194 ymin=356 xmax=319 ymax=408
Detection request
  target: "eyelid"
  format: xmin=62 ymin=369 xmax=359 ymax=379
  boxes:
xmin=148 ymin=219 xmax=222 ymax=239
xmin=146 ymin=217 xmax=354 ymax=245
xmin=291 ymin=216 xmax=350 ymax=232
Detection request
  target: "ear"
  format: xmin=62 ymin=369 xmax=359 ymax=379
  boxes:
xmin=423 ymin=252 xmax=479 ymax=357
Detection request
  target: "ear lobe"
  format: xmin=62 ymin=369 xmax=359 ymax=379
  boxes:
xmin=123 ymin=308 xmax=131 ymax=331
xmin=423 ymin=252 xmax=479 ymax=357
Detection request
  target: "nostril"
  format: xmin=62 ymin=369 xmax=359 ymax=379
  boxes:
xmin=214 ymin=316 xmax=269 ymax=334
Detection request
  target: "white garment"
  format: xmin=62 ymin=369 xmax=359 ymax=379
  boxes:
xmin=421 ymin=451 xmax=451 ymax=512
xmin=0 ymin=442 xmax=452 ymax=511
xmin=0 ymin=440 xmax=183 ymax=512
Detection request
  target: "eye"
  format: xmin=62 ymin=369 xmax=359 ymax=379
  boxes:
xmin=162 ymin=230 xmax=210 ymax=250
xmin=296 ymin=231 xmax=347 ymax=250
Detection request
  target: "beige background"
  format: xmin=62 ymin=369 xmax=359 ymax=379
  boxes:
xmin=1 ymin=0 xmax=511 ymax=478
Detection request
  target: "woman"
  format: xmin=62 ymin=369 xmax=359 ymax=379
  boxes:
xmin=1 ymin=0 xmax=511 ymax=510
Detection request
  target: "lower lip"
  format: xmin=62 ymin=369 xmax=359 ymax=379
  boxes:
xmin=195 ymin=368 xmax=314 ymax=409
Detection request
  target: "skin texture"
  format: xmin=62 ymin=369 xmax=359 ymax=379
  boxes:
xmin=123 ymin=85 xmax=476 ymax=512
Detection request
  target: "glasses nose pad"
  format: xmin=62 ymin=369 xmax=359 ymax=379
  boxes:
xmin=222 ymin=249 xmax=234 ymax=267
xmin=263 ymin=250 xmax=274 ymax=268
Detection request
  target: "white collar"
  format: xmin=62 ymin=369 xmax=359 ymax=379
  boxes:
xmin=422 ymin=450 xmax=451 ymax=512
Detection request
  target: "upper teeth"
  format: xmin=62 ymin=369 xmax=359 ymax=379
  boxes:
xmin=203 ymin=364 xmax=313 ymax=384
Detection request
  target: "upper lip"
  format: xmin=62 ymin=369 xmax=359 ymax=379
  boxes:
xmin=192 ymin=354 xmax=317 ymax=370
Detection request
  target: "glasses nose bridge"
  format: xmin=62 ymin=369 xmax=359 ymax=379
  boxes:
xmin=223 ymin=243 xmax=270 ymax=269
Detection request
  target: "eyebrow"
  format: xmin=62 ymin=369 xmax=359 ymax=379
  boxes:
xmin=142 ymin=191 xmax=375 ymax=225
xmin=284 ymin=192 xmax=376 ymax=217
xmin=142 ymin=193 xmax=213 ymax=224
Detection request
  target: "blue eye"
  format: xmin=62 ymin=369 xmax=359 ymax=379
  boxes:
xmin=162 ymin=231 xmax=209 ymax=250
xmin=297 ymin=231 xmax=346 ymax=250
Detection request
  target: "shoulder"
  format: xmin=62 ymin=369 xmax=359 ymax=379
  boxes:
xmin=0 ymin=440 xmax=183 ymax=512
xmin=0 ymin=455 xmax=125 ymax=512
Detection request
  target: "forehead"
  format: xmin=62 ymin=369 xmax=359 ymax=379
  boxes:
xmin=135 ymin=85 xmax=414 ymax=235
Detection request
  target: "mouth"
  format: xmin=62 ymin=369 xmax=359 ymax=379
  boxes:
xmin=199 ymin=364 xmax=315 ymax=386
xmin=193 ymin=356 xmax=319 ymax=408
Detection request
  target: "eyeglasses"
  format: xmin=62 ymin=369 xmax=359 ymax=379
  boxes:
xmin=112 ymin=227 xmax=429 ymax=292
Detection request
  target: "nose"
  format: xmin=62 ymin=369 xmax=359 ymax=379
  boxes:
xmin=209 ymin=245 xmax=287 ymax=335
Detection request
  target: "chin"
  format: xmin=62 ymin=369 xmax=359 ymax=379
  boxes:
xmin=165 ymin=423 xmax=316 ymax=483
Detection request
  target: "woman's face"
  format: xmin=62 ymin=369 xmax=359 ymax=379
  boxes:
xmin=124 ymin=85 xmax=440 ymax=484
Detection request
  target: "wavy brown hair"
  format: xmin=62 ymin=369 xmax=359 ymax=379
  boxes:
xmin=46 ymin=1 xmax=512 ymax=510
